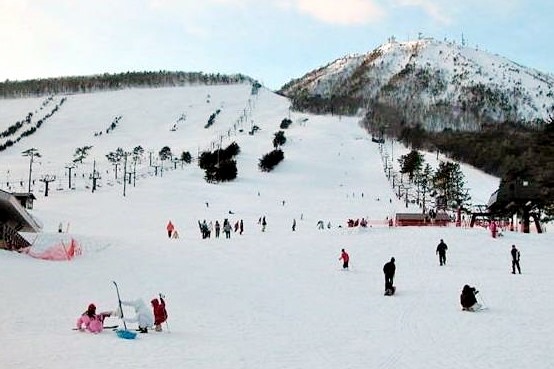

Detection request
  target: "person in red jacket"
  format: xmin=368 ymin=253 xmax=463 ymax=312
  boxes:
xmin=151 ymin=295 xmax=168 ymax=332
xmin=339 ymin=249 xmax=350 ymax=269
xmin=166 ymin=221 xmax=175 ymax=238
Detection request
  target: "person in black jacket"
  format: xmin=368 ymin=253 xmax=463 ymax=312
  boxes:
xmin=383 ymin=257 xmax=396 ymax=293
xmin=436 ymin=239 xmax=448 ymax=266
xmin=460 ymin=285 xmax=481 ymax=311
xmin=511 ymin=245 xmax=521 ymax=274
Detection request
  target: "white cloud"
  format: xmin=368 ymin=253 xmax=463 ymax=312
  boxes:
xmin=393 ymin=0 xmax=451 ymax=24
xmin=288 ymin=0 xmax=385 ymax=25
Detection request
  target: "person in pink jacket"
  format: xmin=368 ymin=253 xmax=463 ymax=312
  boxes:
xmin=76 ymin=303 xmax=112 ymax=333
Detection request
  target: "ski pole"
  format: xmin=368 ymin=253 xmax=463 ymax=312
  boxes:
xmin=113 ymin=281 xmax=127 ymax=330
xmin=160 ymin=293 xmax=170 ymax=333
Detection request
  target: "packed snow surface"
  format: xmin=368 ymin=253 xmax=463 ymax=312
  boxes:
xmin=0 ymin=84 xmax=551 ymax=369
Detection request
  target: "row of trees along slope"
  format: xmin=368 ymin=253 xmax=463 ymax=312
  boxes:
xmin=0 ymin=71 xmax=253 ymax=98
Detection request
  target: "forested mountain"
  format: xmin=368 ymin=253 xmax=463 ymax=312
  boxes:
xmin=279 ymin=37 xmax=554 ymax=215
xmin=280 ymin=37 xmax=554 ymax=131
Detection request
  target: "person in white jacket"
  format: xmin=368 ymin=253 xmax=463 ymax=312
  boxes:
xmin=120 ymin=298 xmax=154 ymax=333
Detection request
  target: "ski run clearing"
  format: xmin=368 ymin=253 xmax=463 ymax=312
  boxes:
xmin=0 ymin=84 xmax=552 ymax=369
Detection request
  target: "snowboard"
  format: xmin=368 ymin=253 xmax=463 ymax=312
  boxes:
xmin=384 ymin=286 xmax=396 ymax=296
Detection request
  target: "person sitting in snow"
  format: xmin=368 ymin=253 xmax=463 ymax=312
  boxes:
xmin=460 ymin=285 xmax=481 ymax=311
xmin=76 ymin=303 xmax=113 ymax=333
xmin=151 ymin=294 xmax=168 ymax=332
xmin=119 ymin=298 xmax=154 ymax=333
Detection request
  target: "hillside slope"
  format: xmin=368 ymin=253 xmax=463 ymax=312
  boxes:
xmin=3 ymin=84 xmax=554 ymax=369
xmin=280 ymin=38 xmax=554 ymax=131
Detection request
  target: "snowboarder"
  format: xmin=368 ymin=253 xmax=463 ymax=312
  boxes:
xmin=339 ymin=249 xmax=350 ymax=269
xmin=511 ymin=245 xmax=521 ymax=274
xmin=166 ymin=221 xmax=175 ymax=238
xmin=436 ymin=239 xmax=448 ymax=266
xmin=75 ymin=303 xmax=113 ymax=333
xmin=151 ymin=295 xmax=168 ymax=332
xmin=383 ymin=257 xmax=396 ymax=295
xmin=119 ymin=298 xmax=154 ymax=333
xmin=460 ymin=285 xmax=481 ymax=311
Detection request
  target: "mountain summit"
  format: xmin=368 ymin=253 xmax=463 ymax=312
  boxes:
xmin=279 ymin=38 xmax=554 ymax=132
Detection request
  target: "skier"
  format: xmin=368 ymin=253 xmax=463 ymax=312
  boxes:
xmin=239 ymin=219 xmax=244 ymax=235
xmin=436 ymin=239 xmax=448 ymax=266
xmin=75 ymin=303 xmax=113 ymax=333
xmin=215 ymin=220 xmax=221 ymax=238
xmin=166 ymin=220 xmax=174 ymax=238
xmin=292 ymin=218 xmax=296 ymax=231
xmin=383 ymin=257 xmax=396 ymax=295
xmin=223 ymin=219 xmax=232 ymax=239
xmin=460 ymin=285 xmax=481 ymax=311
xmin=151 ymin=295 xmax=168 ymax=332
xmin=119 ymin=298 xmax=154 ymax=333
xmin=261 ymin=216 xmax=267 ymax=232
xmin=339 ymin=249 xmax=350 ymax=269
xmin=511 ymin=245 xmax=521 ymax=274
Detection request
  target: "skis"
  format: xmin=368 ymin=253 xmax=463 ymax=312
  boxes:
xmin=73 ymin=325 xmax=119 ymax=331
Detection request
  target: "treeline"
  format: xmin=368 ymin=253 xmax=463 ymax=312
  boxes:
xmin=0 ymin=97 xmax=66 ymax=152
xmin=395 ymin=119 xmax=554 ymax=211
xmin=288 ymin=91 xmax=362 ymax=116
xmin=0 ymin=71 xmax=252 ymax=98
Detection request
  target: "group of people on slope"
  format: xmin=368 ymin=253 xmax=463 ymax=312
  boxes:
xmin=76 ymin=295 xmax=168 ymax=334
xmin=339 ymin=240 xmax=522 ymax=310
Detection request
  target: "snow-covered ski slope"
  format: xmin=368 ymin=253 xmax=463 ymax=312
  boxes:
xmin=0 ymin=84 xmax=552 ymax=369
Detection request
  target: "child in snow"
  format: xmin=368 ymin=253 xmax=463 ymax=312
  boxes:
xmin=120 ymin=298 xmax=154 ymax=333
xmin=151 ymin=295 xmax=168 ymax=332
xmin=460 ymin=285 xmax=481 ymax=311
xmin=76 ymin=303 xmax=113 ymax=333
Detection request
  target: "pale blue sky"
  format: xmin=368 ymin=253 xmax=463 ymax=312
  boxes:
xmin=0 ymin=0 xmax=552 ymax=90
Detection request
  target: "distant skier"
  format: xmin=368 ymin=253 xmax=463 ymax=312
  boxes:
xmin=511 ymin=245 xmax=521 ymax=274
xmin=292 ymin=219 xmax=296 ymax=231
xmin=339 ymin=249 xmax=350 ymax=269
xmin=239 ymin=219 xmax=244 ymax=235
xmin=223 ymin=219 xmax=232 ymax=239
xmin=261 ymin=216 xmax=267 ymax=232
xmin=436 ymin=239 xmax=448 ymax=266
xmin=460 ymin=285 xmax=481 ymax=311
xmin=166 ymin=220 xmax=175 ymax=238
xmin=215 ymin=220 xmax=221 ymax=238
xmin=383 ymin=257 xmax=396 ymax=295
